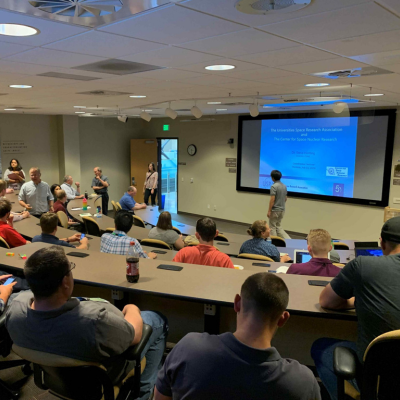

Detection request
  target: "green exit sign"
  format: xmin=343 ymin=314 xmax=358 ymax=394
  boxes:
xmin=163 ymin=124 xmax=170 ymax=131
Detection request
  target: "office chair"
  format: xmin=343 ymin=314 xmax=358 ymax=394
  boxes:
xmin=270 ymin=236 xmax=286 ymax=247
xmin=132 ymin=216 xmax=146 ymax=229
xmin=13 ymin=324 xmax=153 ymax=400
xmin=333 ymin=263 xmax=345 ymax=267
xmin=116 ymin=202 xmax=122 ymax=211
xmin=333 ymin=242 xmax=350 ymax=250
xmin=0 ymin=238 xmax=10 ymax=249
xmin=111 ymin=201 xmax=118 ymax=214
xmin=81 ymin=216 xmax=101 ymax=237
xmin=214 ymin=234 xmax=228 ymax=242
xmin=57 ymin=211 xmax=69 ymax=229
xmin=140 ymin=239 xmax=172 ymax=250
xmin=0 ymin=306 xmax=32 ymax=400
xmin=105 ymin=228 xmax=115 ymax=233
xmin=334 ymin=329 xmax=400 ymax=400
xmin=237 ymin=253 xmax=274 ymax=262
xmin=172 ymin=227 xmax=181 ymax=235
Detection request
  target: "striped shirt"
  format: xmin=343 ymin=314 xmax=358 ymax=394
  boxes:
xmin=145 ymin=172 xmax=158 ymax=189
xmin=239 ymin=238 xmax=280 ymax=262
xmin=100 ymin=230 xmax=148 ymax=258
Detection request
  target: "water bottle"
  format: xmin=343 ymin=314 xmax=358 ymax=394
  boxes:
xmin=84 ymin=191 xmax=88 ymax=200
xmin=82 ymin=197 xmax=88 ymax=211
xmin=96 ymin=206 xmax=102 ymax=217
xmin=126 ymin=242 xmax=139 ymax=283
xmin=267 ymin=237 xmax=272 ymax=244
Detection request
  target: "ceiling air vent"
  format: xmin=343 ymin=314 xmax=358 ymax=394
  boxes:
xmin=0 ymin=0 xmax=171 ymax=28
xmin=311 ymin=66 xmax=393 ymax=80
xmin=76 ymin=90 xmax=131 ymax=96
xmin=73 ymin=59 xmax=164 ymax=76
xmin=235 ymin=0 xmax=311 ymax=15
xmin=37 ymin=72 xmax=100 ymax=81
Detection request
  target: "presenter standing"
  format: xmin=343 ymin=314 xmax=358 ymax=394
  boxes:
xmin=91 ymin=167 xmax=110 ymax=216
xmin=4 ymin=159 xmax=25 ymax=190
xmin=267 ymin=170 xmax=290 ymax=239
xmin=143 ymin=162 xmax=158 ymax=206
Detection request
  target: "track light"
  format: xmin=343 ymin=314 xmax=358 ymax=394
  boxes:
xmin=117 ymin=115 xmax=128 ymax=123
xmin=140 ymin=111 xmax=151 ymax=122
xmin=191 ymin=105 xmax=203 ymax=119
xmin=249 ymin=104 xmax=259 ymax=117
xmin=165 ymin=107 xmax=178 ymax=120
xmin=333 ymin=102 xmax=346 ymax=114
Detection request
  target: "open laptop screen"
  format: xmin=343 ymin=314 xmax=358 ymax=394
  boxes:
xmin=355 ymin=248 xmax=383 ymax=257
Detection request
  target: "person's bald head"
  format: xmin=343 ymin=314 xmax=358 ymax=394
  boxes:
xmin=128 ymin=186 xmax=137 ymax=197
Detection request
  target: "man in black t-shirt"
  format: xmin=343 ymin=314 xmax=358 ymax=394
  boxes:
xmin=312 ymin=216 xmax=400 ymax=400
xmin=154 ymin=273 xmax=320 ymax=400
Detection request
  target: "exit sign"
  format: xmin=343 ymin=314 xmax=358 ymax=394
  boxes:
xmin=163 ymin=124 xmax=170 ymax=131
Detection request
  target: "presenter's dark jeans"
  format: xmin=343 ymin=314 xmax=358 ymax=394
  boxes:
xmin=101 ymin=192 xmax=109 ymax=216
xmin=144 ymin=188 xmax=157 ymax=206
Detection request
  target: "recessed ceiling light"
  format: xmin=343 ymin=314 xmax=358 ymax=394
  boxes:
xmin=129 ymin=95 xmax=147 ymax=98
xmin=4 ymin=108 xmax=16 ymax=111
xmin=9 ymin=85 xmax=32 ymax=89
xmin=0 ymin=24 xmax=39 ymax=37
xmin=207 ymin=101 xmax=222 ymax=104
xmin=74 ymin=106 xmax=86 ymax=108
xmin=216 ymin=109 xmax=228 ymax=111
xmin=75 ymin=111 xmax=85 ymax=114
xmin=205 ymin=65 xmax=235 ymax=71
xmin=305 ymin=83 xmax=330 ymax=87
xmin=364 ymin=93 xmax=384 ymax=97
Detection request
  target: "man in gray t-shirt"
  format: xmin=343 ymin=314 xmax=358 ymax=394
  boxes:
xmin=154 ymin=273 xmax=320 ymax=400
xmin=312 ymin=216 xmax=400 ymax=400
xmin=6 ymin=246 xmax=168 ymax=399
xmin=268 ymin=170 xmax=290 ymax=239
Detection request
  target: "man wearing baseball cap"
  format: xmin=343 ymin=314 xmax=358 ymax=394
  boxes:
xmin=311 ymin=216 xmax=400 ymax=400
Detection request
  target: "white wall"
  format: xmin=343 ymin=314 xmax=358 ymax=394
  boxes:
xmin=0 ymin=114 xmax=60 ymax=185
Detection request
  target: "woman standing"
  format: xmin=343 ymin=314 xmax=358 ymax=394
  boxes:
xmin=4 ymin=159 xmax=25 ymax=190
xmin=143 ymin=162 xmax=158 ymax=206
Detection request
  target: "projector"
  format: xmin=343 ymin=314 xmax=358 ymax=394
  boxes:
xmin=117 ymin=115 xmax=128 ymax=123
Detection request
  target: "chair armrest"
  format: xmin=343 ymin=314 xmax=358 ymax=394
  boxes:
xmin=124 ymin=324 xmax=153 ymax=362
xmin=0 ymin=305 xmax=9 ymax=327
xmin=333 ymin=346 xmax=358 ymax=380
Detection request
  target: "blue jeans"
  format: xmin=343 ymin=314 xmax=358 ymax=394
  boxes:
xmin=311 ymin=338 xmax=359 ymax=400
xmin=137 ymin=311 xmax=168 ymax=400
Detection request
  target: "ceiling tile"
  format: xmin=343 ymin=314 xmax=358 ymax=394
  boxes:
xmin=258 ymin=3 xmax=400 ymax=44
xmin=314 ymin=30 xmax=400 ymax=57
xmin=4 ymin=49 xmax=107 ymax=68
xmin=178 ymin=29 xmax=298 ymax=58
xmin=214 ymin=67 xmax=298 ymax=82
xmin=181 ymin=0 xmax=371 ymax=27
xmin=0 ymin=9 xmax=88 ymax=46
xmin=234 ymin=46 xmax=336 ymax=67
xmin=281 ymin=58 xmax=368 ymax=74
xmin=378 ymin=0 xmax=400 ymax=14
xmin=0 ymin=41 xmax=33 ymax=58
xmin=44 ymin=31 xmax=166 ymax=58
xmin=99 ymin=4 xmax=247 ymax=45
xmin=349 ymin=49 xmax=400 ymax=66
xmin=119 ymin=46 xmax=220 ymax=68
xmin=131 ymin=68 xmax=207 ymax=81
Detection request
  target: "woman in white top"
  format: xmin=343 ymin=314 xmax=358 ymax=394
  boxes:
xmin=148 ymin=211 xmax=185 ymax=250
xmin=4 ymin=159 xmax=25 ymax=190
xmin=143 ymin=162 xmax=159 ymax=206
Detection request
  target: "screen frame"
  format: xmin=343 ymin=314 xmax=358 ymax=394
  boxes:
xmin=236 ymin=109 xmax=396 ymax=207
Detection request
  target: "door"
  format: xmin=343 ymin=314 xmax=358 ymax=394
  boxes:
xmin=130 ymin=139 xmax=158 ymax=203
xmin=158 ymin=139 xmax=178 ymax=213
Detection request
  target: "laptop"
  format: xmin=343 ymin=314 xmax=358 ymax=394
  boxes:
xmin=355 ymin=248 xmax=383 ymax=257
xmin=294 ymin=249 xmax=332 ymax=264
xmin=354 ymin=242 xmax=379 ymax=249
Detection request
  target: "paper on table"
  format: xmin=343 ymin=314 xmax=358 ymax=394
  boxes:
xmin=276 ymin=266 xmax=289 ymax=274
xmin=279 ymin=253 xmax=288 ymax=256
xmin=79 ymin=213 xmax=92 ymax=217
xmin=72 ymin=206 xmax=91 ymax=210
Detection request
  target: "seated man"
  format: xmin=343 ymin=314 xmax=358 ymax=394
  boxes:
xmin=61 ymin=175 xmax=84 ymax=200
xmin=6 ymin=246 xmax=168 ymax=400
xmin=54 ymin=190 xmax=80 ymax=227
xmin=0 ymin=179 xmax=30 ymax=222
xmin=120 ymin=186 xmax=147 ymax=212
xmin=173 ymin=217 xmax=234 ymax=269
xmin=32 ymin=213 xmax=88 ymax=250
xmin=155 ymin=273 xmax=320 ymax=400
xmin=287 ymin=229 xmax=342 ymax=277
xmin=0 ymin=199 xmax=30 ymax=248
xmin=311 ymin=216 xmax=400 ymax=400
xmin=101 ymin=210 xmax=156 ymax=259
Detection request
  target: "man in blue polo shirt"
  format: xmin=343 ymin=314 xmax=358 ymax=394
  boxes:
xmin=32 ymin=213 xmax=88 ymax=249
xmin=119 ymin=186 xmax=147 ymax=213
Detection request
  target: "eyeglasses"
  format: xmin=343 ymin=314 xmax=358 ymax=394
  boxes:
xmin=63 ymin=261 xmax=76 ymax=280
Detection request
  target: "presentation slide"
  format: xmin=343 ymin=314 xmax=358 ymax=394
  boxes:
xmin=238 ymin=111 xmax=395 ymax=207
xmin=258 ymin=117 xmax=358 ymax=198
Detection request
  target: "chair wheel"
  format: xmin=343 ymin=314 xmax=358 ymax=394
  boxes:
xmin=21 ymin=363 xmax=32 ymax=375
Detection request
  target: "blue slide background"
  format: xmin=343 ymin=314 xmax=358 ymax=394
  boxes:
xmin=258 ymin=117 xmax=358 ymax=198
